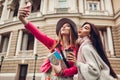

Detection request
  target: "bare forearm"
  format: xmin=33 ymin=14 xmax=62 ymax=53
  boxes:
xmin=19 ymin=16 xmax=28 ymax=25
xmin=18 ymin=2 xmax=31 ymax=25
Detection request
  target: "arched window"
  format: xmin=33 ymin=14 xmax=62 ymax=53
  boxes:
xmin=20 ymin=30 xmax=34 ymax=51
xmin=13 ymin=0 xmax=20 ymax=17
xmin=0 ymin=32 xmax=10 ymax=53
xmin=8 ymin=0 xmax=20 ymax=18
xmin=31 ymin=0 xmax=41 ymax=12
xmin=0 ymin=0 xmax=4 ymax=18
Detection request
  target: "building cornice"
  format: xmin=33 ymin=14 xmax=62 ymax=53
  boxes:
xmin=113 ymin=9 xmax=120 ymax=19
xmin=0 ymin=13 xmax=116 ymax=29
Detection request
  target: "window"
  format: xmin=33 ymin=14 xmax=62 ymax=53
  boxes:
xmin=0 ymin=33 xmax=10 ymax=53
xmin=56 ymin=0 xmax=68 ymax=13
xmin=0 ymin=4 xmax=3 ymax=18
xmin=8 ymin=0 xmax=20 ymax=18
xmin=27 ymin=33 xmax=34 ymax=50
xmin=0 ymin=0 xmax=5 ymax=18
xmin=89 ymin=3 xmax=98 ymax=11
xmin=0 ymin=65 xmax=1 ymax=71
xmin=13 ymin=1 xmax=19 ymax=17
xmin=31 ymin=0 xmax=41 ymax=12
xmin=87 ymin=0 xmax=100 ymax=11
xmin=19 ymin=64 xmax=28 ymax=80
xmin=58 ymin=0 xmax=67 ymax=8
xmin=0 ymin=56 xmax=4 ymax=71
xmin=20 ymin=31 xmax=34 ymax=51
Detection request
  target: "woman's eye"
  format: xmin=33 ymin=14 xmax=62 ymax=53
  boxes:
xmin=85 ymin=27 xmax=89 ymax=30
xmin=67 ymin=25 xmax=70 ymax=27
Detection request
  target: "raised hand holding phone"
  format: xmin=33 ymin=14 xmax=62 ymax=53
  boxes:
xmin=18 ymin=2 xmax=32 ymax=25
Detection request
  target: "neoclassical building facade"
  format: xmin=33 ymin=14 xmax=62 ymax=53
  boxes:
xmin=0 ymin=0 xmax=120 ymax=80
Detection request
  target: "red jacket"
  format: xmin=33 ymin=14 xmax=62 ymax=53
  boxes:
xmin=25 ymin=22 xmax=78 ymax=77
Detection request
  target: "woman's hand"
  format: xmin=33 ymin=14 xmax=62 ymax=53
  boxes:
xmin=50 ymin=60 xmax=62 ymax=74
xmin=18 ymin=2 xmax=31 ymax=25
xmin=67 ymin=52 xmax=77 ymax=64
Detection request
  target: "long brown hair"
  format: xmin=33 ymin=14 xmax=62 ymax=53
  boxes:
xmin=81 ymin=22 xmax=118 ymax=78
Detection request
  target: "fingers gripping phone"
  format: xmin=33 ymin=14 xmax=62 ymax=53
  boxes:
xmin=26 ymin=2 xmax=32 ymax=7
xmin=26 ymin=1 xmax=32 ymax=10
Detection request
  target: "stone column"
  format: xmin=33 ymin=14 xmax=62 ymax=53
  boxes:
xmin=104 ymin=0 xmax=113 ymax=15
xmin=99 ymin=31 xmax=104 ymax=46
xmin=21 ymin=33 xmax=28 ymax=50
xmin=103 ymin=31 xmax=110 ymax=57
xmin=48 ymin=0 xmax=55 ymax=13
xmin=100 ymin=0 xmax=105 ymax=11
xmin=84 ymin=0 xmax=88 ymax=14
xmin=103 ymin=31 xmax=107 ymax=49
xmin=79 ymin=0 xmax=84 ymax=13
xmin=0 ymin=0 xmax=8 ymax=21
xmin=107 ymin=27 xmax=114 ymax=56
xmin=16 ymin=30 xmax=23 ymax=55
xmin=6 ymin=32 xmax=13 ymax=56
xmin=40 ymin=0 xmax=44 ymax=12
xmin=42 ymin=0 xmax=47 ymax=14
xmin=84 ymin=0 xmax=87 ymax=10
